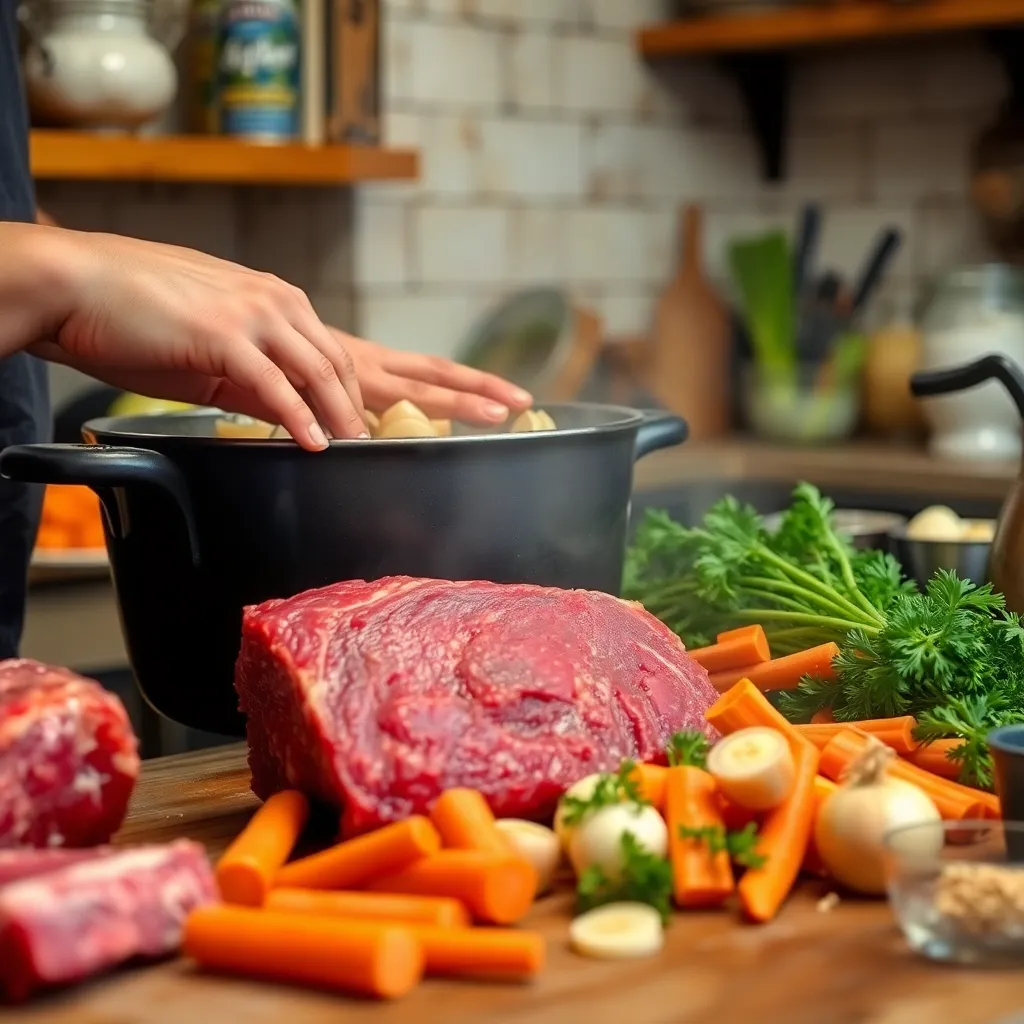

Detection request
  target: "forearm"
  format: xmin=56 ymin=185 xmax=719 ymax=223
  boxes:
xmin=0 ymin=221 xmax=77 ymax=360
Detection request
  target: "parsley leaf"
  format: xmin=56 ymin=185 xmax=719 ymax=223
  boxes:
xmin=677 ymin=822 xmax=767 ymax=869
xmin=560 ymin=761 xmax=646 ymax=828
xmin=576 ymin=833 xmax=673 ymax=923
xmin=666 ymin=730 xmax=710 ymax=768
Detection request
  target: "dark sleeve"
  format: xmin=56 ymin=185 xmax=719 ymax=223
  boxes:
xmin=0 ymin=3 xmax=50 ymax=659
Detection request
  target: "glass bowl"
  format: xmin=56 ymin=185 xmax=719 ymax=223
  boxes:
xmin=884 ymin=819 xmax=1024 ymax=965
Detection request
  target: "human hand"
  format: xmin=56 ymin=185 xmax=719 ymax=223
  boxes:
xmin=335 ymin=331 xmax=532 ymax=425
xmin=26 ymin=228 xmax=366 ymax=450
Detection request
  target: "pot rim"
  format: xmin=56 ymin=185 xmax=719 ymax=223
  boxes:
xmin=82 ymin=402 xmax=658 ymax=448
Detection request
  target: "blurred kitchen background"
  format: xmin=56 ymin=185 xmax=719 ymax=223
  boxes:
xmin=20 ymin=0 xmax=1024 ymax=754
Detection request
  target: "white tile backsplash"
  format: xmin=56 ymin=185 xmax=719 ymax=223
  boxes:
xmin=354 ymin=202 xmax=410 ymax=287
xmin=414 ymin=206 xmax=510 ymax=284
xmin=359 ymin=292 xmax=475 ymax=357
xmin=872 ymin=119 xmax=974 ymax=202
xmin=557 ymin=34 xmax=657 ymax=116
xmin=477 ymin=119 xmax=585 ymax=198
xmin=565 ymin=208 xmax=672 ymax=285
xmin=506 ymin=29 xmax=557 ymax=111
xmin=506 ymin=207 xmax=568 ymax=284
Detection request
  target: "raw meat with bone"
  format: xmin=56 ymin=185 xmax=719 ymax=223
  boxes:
xmin=0 ymin=659 xmax=139 ymax=848
xmin=0 ymin=840 xmax=216 ymax=1001
xmin=235 ymin=577 xmax=719 ymax=834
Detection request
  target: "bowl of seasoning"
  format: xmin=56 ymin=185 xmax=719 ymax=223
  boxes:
xmin=883 ymin=819 xmax=1024 ymax=965
xmin=890 ymin=505 xmax=996 ymax=589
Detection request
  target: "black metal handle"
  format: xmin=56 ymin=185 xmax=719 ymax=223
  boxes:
xmin=0 ymin=443 xmax=201 ymax=564
xmin=910 ymin=354 xmax=1024 ymax=422
xmin=851 ymin=227 xmax=902 ymax=316
xmin=634 ymin=411 xmax=688 ymax=460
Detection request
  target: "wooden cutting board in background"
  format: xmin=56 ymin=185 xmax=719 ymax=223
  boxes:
xmin=648 ymin=205 xmax=731 ymax=439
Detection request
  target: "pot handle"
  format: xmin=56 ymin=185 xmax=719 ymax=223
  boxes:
xmin=911 ymin=354 xmax=1024 ymax=421
xmin=634 ymin=410 xmax=689 ymax=460
xmin=0 ymin=443 xmax=200 ymax=565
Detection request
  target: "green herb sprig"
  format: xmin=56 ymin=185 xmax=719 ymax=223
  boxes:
xmin=560 ymin=761 xmax=646 ymax=829
xmin=576 ymin=833 xmax=673 ymax=923
xmin=677 ymin=822 xmax=767 ymax=870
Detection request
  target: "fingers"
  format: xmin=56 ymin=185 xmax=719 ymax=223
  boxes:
xmin=382 ymin=352 xmax=533 ymax=414
xmin=263 ymin=321 xmax=366 ymax=440
xmin=216 ymin=340 xmax=329 ymax=451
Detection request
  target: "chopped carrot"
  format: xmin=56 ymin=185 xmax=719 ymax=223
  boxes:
xmin=183 ymin=905 xmax=423 ymax=999
xmin=797 ymin=716 xmax=919 ymax=755
xmin=716 ymin=624 xmax=766 ymax=644
xmin=275 ymin=816 xmax=441 ymax=891
xmin=665 ymin=765 xmax=734 ymax=908
xmin=818 ymin=729 xmax=986 ymax=820
xmin=266 ymin=888 xmax=471 ymax=928
xmin=802 ymin=776 xmax=838 ymax=877
xmin=738 ymin=739 xmax=820 ymax=923
xmin=414 ymin=925 xmax=544 ymax=979
xmin=973 ymin=788 xmax=1002 ymax=819
xmin=810 ymin=708 xmax=835 ymax=725
xmin=705 ymin=678 xmax=806 ymax=749
xmin=430 ymin=789 xmax=513 ymax=855
xmin=904 ymin=738 xmax=962 ymax=779
xmin=708 ymin=643 xmax=839 ymax=694
xmin=629 ymin=763 xmax=668 ymax=809
xmin=689 ymin=626 xmax=771 ymax=675
xmin=365 ymin=850 xmax=536 ymax=925
xmin=216 ymin=790 xmax=309 ymax=906
xmin=717 ymin=794 xmax=758 ymax=832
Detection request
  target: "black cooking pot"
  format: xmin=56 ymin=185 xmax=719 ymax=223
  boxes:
xmin=0 ymin=404 xmax=686 ymax=737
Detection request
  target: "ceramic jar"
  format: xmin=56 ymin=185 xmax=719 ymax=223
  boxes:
xmin=22 ymin=0 xmax=181 ymax=131
xmin=918 ymin=264 xmax=1024 ymax=461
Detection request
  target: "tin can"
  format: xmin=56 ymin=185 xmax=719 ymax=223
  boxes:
xmin=216 ymin=0 xmax=299 ymax=141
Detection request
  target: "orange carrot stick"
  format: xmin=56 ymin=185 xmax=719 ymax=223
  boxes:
xmin=275 ymin=816 xmax=441 ymax=891
xmin=216 ymin=790 xmax=309 ymax=906
xmin=266 ymin=888 xmax=471 ymax=928
xmin=629 ymin=763 xmax=668 ymax=809
xmin=414 ymin=925 xmax=545 ymax=979
xmin=717 ymin=794 xmax=758 ymax=832
xmin=708 ymin=643 xmax=839 ymax=694
xmin=797 ymin=716 xmax=919 ymax=755
xmin=802 ymin=775 xmax=838 ymax=877
xmin=689 ymin=626 xmax=771 ymax=675
xmin=810 ymin=708 xmax=835 ymax=725
xmin=738 ymin=739 xmax=820 ymax=923
xmin=717 ymin=624 xmax=772 ymax=645
xmin=904 ymin=738 xmax=962 ymax=778
xmin=818 ymin=730 xmax=985 ymax=820
xmin=430 ymin=789 xmax=513 ymax=855
xmin=665 ymin=765 xmax=734 ymax=908
xmin=365 ymin=850 xmax=537 ymax=925
xmin=183 ymin=905 xmax=423 ymax=999
xmin=705 ymin=678 xmax=806 ymax=749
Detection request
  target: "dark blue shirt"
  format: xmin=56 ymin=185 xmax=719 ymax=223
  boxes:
xmin=0 ymin=2 xmax=51 ymax=658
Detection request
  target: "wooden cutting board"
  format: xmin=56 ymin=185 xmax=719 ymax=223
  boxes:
xmin=648 ymin=205 xmax=731 ymax=440
xmin=15 ymin=746 xmax=1024 ymax=1024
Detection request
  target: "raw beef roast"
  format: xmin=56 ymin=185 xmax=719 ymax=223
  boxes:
xmin=0 ymin=660 xmax=139 ymax=848
xmin=235 ymin=577 xmax=719 ymax=834
xmin=0 ymin=840 xmax=216 ymax=1001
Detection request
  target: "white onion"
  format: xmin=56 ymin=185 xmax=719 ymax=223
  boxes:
xmin=814 ymin=739 xmax=942 ymax=896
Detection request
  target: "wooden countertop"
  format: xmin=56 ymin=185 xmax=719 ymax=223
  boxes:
xmin=634 ymin=438 xmax=1020 ymax=502
xmin=17 ymin=745 xmax=1024 ymax=1023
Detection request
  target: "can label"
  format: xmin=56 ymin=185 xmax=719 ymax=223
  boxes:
xmin=217 ymin=0 xmax=299 ymax=141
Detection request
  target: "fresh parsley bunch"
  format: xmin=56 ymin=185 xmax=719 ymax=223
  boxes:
xmin=625 ymin=484 xmax=1024 ymax=788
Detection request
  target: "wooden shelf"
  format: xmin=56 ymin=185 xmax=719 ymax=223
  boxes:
xmin=634 ymin=437 xmax=1017 ymax=503
xmin=30 ymin=131 xmax=419 ymax=186
xmin=637 ymin=0 xmax=1024 ymax=57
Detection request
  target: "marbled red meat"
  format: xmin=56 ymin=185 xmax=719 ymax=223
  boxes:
xmin=0 ymin=659 xmax=139 ymax=848
xmin=235 ymin=576 xmax=719 ymax=834
xmin=0 ymin=846 xmax=112 ymax=886
xmin=0 ymin=840 xmax=216 ymax=1001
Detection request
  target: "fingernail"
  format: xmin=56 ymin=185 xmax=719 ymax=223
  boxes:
xmin=308 ymin=422 xmax=329 ymax=449
xmin=511 ymin=388 xmax=532 ymax=405
xmin=357 ymin=431 xmax=371 ymax=439
xmin=484 ymin=402 xmax=509 ymax=420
